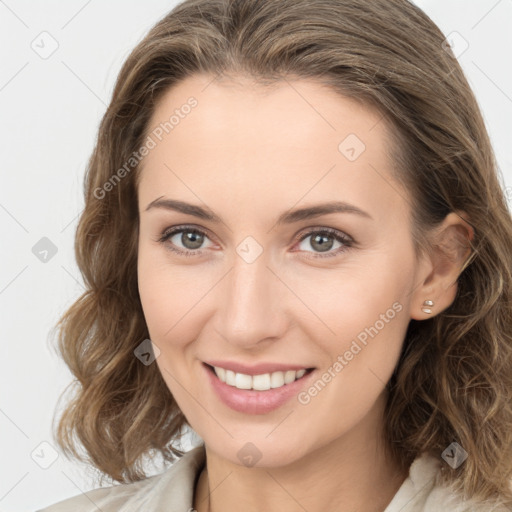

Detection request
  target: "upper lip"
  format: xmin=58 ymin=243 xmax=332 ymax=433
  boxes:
xmin=204 ymin=360 xmax=314 ymax=376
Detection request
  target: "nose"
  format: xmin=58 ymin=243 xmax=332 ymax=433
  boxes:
xmin=214 ymin=247 xmax=290 ymax=350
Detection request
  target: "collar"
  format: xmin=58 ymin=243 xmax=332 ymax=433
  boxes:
xmin=48 ymin=444 xmax=507 ymax=511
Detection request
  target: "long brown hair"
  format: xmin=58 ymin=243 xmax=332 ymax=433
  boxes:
xmin=50 ymin=0 xmax=512 ymax=505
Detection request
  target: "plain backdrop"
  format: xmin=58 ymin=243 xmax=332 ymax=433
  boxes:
xmin=0 ymin=1 xmax=511 ymax=511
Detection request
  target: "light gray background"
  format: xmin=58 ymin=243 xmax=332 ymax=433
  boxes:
xmin=1 ymin=1 xmax=511 ymax=511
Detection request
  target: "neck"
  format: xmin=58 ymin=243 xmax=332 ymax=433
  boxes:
xmin=193 ymin=395 xmax=408 ymax=512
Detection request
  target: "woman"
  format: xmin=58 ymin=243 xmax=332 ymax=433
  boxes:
xmin=38 ymin=0 xmax=512 ymax=510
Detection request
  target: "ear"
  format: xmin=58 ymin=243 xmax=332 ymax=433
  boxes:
xmin=409 ymin=211 xmax=474 ymax=321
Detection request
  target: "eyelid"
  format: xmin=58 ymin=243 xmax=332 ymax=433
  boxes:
xmin=156 ymin=223 xmax=202 ymax=237
xmin=157 ymin=224 xmax=353 ymax=242
xmin=293 ymin=225 xmax=353 ymax=243
xmin=156 ymin=223 xmax=355 ymax=258
xmin=156 ymin=224 xmax=218 ymax=248
xmin=292 ymin=226 xmax=354 ymax=259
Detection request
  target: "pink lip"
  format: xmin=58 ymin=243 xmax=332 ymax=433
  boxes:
xmin=204 ymin=360 xmax=313 ymax=375
xmin=203 ymin=363 xmax=316 ymax=415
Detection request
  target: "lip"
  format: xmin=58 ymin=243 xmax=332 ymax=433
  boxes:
xmin=204 ymin=360 xmax=313 ymax=376
xmin=203 ymin=362 xmax=316 ymax=415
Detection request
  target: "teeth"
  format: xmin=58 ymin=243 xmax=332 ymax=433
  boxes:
xmin=253 ymin=373 xmax=271 ymax=391
xmin=270 ymin=371 xmax=285 ymax=389
xmin=213 ymin=366 xmax=309 ymax=390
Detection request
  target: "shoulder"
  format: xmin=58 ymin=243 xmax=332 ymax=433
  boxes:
xmin=36 ymin=444 xmax=206 ymax=512
xmin=385 ymin=452 xmax=512 ymax=512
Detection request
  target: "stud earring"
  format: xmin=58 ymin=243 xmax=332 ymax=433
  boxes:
xmin=421 ymin=299 xmax=434 ymax=314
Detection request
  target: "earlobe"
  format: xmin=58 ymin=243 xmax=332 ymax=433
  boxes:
xmin=409 ymin=211 xmax=474 ymax=321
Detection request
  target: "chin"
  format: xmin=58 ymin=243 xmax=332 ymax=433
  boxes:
xmin=204 ymin=433 xmax=315 ymax=469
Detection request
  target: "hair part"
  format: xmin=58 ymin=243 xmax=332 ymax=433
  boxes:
xmin=50 ymin=0 xmax=512 ymax=505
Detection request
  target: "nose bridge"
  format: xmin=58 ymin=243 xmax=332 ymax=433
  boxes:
xmin=218 ymin=244 xmax=285 ymax=346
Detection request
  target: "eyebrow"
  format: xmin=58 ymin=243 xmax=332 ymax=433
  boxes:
xmin=144 ymin=197 xmax=373 ymax=224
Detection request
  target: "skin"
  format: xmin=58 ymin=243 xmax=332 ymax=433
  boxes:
xmin=136 ymin=73 xmax=473 ymax=512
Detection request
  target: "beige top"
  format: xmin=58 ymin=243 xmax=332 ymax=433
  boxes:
xmin=37 ymin=444 xmax=510 ymax=511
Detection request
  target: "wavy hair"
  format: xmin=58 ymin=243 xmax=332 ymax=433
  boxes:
xmin=50 ymin=0 xmax=512 ymax=505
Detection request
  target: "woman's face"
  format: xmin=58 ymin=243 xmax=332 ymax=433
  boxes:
xmin=137 ymin=73 xmax=423 ymax=467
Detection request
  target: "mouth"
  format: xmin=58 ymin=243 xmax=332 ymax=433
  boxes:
xmin=203 ymin=363 xmax=315 ymax=391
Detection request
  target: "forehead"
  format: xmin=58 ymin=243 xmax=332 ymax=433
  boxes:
xmin=137 ymin=73 xmax=409 ymax=225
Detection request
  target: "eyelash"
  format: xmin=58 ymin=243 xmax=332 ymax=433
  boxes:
xmin=155 ymin=224 xmax=354 ymax=260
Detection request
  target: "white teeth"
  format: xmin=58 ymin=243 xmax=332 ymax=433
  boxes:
xmin=284 ymin=370 xmax=296 ymax=384
xmin=252 ymin=373 xmax=271 ymax=391
xmin=216 ymin=366 xmax=226 ymax=382
xmin=213 ymin=366 xmax=309 ymax=390
xmin=226 ymin=370 xmax=236 ymax=386
xmin=235 ymin=373 xmax=252 ymax=389
xmin=270 ymin=371 xmax=284 ymax=388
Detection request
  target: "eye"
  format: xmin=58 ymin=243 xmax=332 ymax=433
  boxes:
xmin=156 ymin=225 xmax=214 ymax=256
xmin=155 ymin=225 xmax=354 ymax=259
xmin=293 ymin=227 xmax=353 ymax=259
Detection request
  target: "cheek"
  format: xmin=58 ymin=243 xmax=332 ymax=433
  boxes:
xmin=301 ymin=297 xmax=408 ymax=431
xmin=137 ymin=252 xmax=164 ymax=330
xmin=290 ymin=254 xmax=407 ymax=330
xmin=137 ymin=244 xmax=181 ymax=341
xmin=293 ymin=251 xmax=412 ymax=376
xmin=137 ymin=244 xmax=211 ymax=358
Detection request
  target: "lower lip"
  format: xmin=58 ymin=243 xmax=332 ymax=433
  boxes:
xmin=203 ymin=363 xmax=315 ymax=415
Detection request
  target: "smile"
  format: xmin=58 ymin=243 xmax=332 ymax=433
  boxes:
xmin=203 ymin=362 xmax=317 ymax=414
xmin=212 ymin=366 xmax=312 ymax=391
